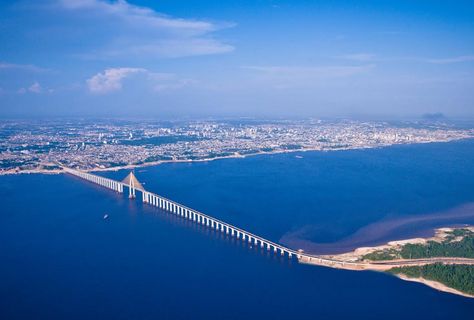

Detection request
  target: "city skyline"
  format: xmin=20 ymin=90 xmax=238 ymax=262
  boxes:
xmin=1 ymin=0 xmax=473 ymax=118
xmin=1 ymin=118 xmax=472 ymax=174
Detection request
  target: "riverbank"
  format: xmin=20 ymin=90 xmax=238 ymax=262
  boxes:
xmin=311 ymin=226 xmax=474 ymax=298
xmin=320 ymin=226 xmax=474 ymax=263
xmin=0 ymin=145 xmax=366 ymax=176
xmin=395 ymin=274 xmax=474 ymax=299
xmin=1 ymin=137 xmax=470 ymax=176
xmin=280 ymin=200 xmax=474 ymax=255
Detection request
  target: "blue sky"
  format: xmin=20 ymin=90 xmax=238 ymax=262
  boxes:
xmin=0 ymin=0 xmax=473 ymax=118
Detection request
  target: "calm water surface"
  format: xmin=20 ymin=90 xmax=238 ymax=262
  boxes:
xmin=1 ymin=140 xmax=474 ymax=319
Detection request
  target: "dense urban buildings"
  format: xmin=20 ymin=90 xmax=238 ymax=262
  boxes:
xmin=1 ymin=119 xmax=472 ymax=173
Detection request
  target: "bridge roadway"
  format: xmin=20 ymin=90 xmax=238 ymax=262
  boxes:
xmin=62 ymin=168 xmax=398 ymax=269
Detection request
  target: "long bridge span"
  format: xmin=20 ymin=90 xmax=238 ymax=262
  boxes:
xmin=64 ymin=167 xmax=474 ymax=271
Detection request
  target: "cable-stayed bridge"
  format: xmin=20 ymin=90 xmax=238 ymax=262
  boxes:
xmin=63 ymin=167 xmax=418 ymax=270
xmin=64 ymin=167 xmax=304 ymax=256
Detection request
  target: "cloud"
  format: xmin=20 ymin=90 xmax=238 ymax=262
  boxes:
xmin=338 ymin=53 xmax=376 ymax=62
xmin=97 ymin=39 xmax=234 ymax=59
xmin=16 ymin=82 xmax=43 ymax=94
xmin=427 ymin=55 xmax=474 ymax=64
xmin=57 ymin=0 xmax=234 ymax=58
xmin=0 ymin=62 xmax=49 ymax=72
xmin=28 ymin=82 xmax=42 ymax=93
xmin=153 ymin=77 xmax=195 ymax=92
xmin=86 ymin=67 xmax=146 ymax=93
xmin=59 ymin=0 xmax=218 ymax=34
xmin=86 ymin=67 xmax=193 ymax=94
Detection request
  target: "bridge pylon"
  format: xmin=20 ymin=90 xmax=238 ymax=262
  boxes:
xmin=121 ymin=171 xmax=145 ymax=199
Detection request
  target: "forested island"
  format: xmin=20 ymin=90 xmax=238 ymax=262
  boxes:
xmin=363 ymin=227 xmax=474 ymax=297
xmin=389 ymin=264 xmax=474 ymax=296
xmin=362 ymin=228 xmax=474 ymax=261
xmin=321 ymin=227 xmax=474 ymax=298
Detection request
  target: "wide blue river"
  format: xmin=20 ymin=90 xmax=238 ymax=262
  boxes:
xmin=1 ymin=139 xmax=474 ymax=319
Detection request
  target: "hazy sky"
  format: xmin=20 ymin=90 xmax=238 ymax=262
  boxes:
xmin=0 ymin=0 xmax=473 ymax=118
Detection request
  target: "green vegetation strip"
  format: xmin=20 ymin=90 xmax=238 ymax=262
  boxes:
xmin=389 ymin=264 xmax=474 ymax=296
xmin=363 ymin=229 xmax=474 ymax=261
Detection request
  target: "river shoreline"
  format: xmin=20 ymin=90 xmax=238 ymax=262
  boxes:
xmin=396 ymin=274 xmax=474 ymax=299
xmin=1 ymin=137 xmax=470 ymax=176
xmin=281 ymin=204 xmax=474 ymax=255
xmin=320 ymin=226 xmax=474 ymax=262
xmin=311 ymin=226 xmax=474 ymax=298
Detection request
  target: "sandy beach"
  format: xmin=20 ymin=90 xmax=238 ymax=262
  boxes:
xmin=320 ymin=226 xmax=474 ymax=262
xmin=396 ymin=274 xmax=474 ymax=299
xmin=280 ymin=207 xmax=474 ymax=255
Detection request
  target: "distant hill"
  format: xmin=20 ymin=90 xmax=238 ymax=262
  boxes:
xmin=422 ymin=113 xmax=446 ymax=121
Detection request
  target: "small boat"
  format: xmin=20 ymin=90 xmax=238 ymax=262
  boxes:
xmin=103 ymin=214 xmax=109 ymax=220
xmin=295 ymin=155 xmax=303 ymax=159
